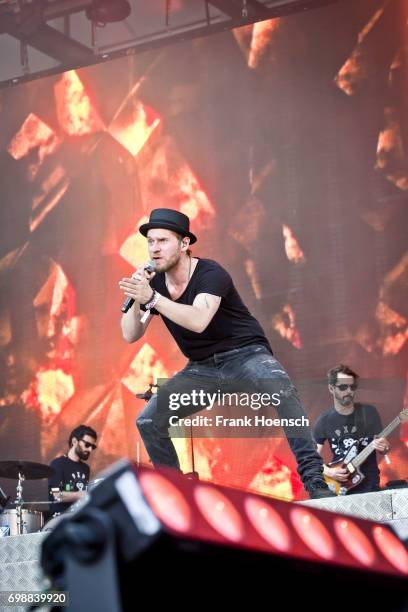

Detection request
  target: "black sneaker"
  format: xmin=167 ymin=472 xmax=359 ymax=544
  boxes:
xmin=306 ymin=481 xmax=336 ymax=499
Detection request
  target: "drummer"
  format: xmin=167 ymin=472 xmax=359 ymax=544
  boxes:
xmin=48 ymin=425 xmax=97 ymax=515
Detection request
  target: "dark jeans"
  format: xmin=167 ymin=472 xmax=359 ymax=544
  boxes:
xmin=136 ymin=344 xmax=324 ymax=488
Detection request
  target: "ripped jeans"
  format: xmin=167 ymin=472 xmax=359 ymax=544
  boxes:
xmin=136 ymin=344 xmax=324 ymax=487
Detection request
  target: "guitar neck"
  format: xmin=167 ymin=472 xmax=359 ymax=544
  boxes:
xmin=353 ymin=416 xmax=400 ymax=467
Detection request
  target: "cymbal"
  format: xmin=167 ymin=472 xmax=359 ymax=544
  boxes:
xmin=0 ymin=461 xmax=54 ymax=480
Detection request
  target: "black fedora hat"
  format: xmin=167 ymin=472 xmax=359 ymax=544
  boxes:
xmin=139 ymin=208 xmax=197 ymax=244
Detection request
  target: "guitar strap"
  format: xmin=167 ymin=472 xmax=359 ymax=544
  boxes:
xmin=354 ymin=403 xmax=367 ymax=438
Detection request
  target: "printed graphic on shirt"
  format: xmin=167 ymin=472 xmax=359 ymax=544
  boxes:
xmin=71 ymin=471 xmax=87 ymax=490
xmin=329 ymin=425 xmax=369 ymax=459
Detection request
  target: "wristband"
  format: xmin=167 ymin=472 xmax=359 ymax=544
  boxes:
xmin=142 ymin=290 xmax=161 ymax=311
xmin=141 ymin=290 xmax=155 ymax=308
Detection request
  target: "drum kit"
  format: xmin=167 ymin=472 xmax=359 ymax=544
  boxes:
xmin=0 ymin=460 xmax=57 ymax=536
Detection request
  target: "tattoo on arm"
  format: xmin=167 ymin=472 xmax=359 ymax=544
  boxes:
xmin=204 ymin=296 xmax=210 ymax=309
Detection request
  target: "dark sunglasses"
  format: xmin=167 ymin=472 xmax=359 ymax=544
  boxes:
xmin=335 ymin=383 xmax=357 ymax=391
xmin=79 ymin=439 xmax=97 ymax=451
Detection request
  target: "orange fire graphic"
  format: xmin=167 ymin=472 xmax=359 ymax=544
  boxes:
xmin=233 ymin=19 xmax=280 ymax=69
xmin=376 ymin=107 xmax=408 ymax=191
xmin=34 ymin=262 xmax=76 ymax=339
xmin=375 ymin=301 xmax=408 ymax=356
xmin=120 ymin=137 xmax=215 ymax=269
xmin=20 ymin=261 xmax=79 ymax=421
xmin=244 ymin=259 xmax=262 ymax=300
xmin=177 ymin=162 xmax=214 ymax=221
xmin=109 ymin=101 xmax=161 ymax=157
xmin=335 ymin=8 xmax=384 ymax=96
xmin=119 ymin=216 xmax=149 ymax=268
xmin=272 ymin=304 xmax=302 ymax=349
xmin=55 ymin=70 xmax=104 ymax=136
xmin=22 ymin=368 xmax=75 ymax=422
xmin=355 ymin=301 xmax=407 ymax=357
xmin=282 ymin=224 xmax=305 ymax=263
xmin=249 ymin=453 xmax=298 ymax=500
xmin=145 ymin=140 xmax=214 ymax=222
xmin=7 ymin=113 xmax=61 ymax=179
xmin=335 ymin=49 xmax=366 ymax=97
xmin=121 ymin=343 xmax=169 ymax=395
xmin=377 ymin=108 xmax=404 ymax=169
xmin=248 ymin=19 xmax=280 ymax=69
xmin=30 ymin=164 xmax=70 ymax=232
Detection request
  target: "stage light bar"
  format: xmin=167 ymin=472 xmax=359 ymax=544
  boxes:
xmin=134 ymin=465 xmax=408 ymax=577
xmin=40 ymin=460 xmax=408 ymax=612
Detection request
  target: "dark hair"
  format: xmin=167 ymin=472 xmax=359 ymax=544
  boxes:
xmin=68 ymin=424 xmax=97 ymax=447
xmin=327 ymin=364 xmax=359 ymax=387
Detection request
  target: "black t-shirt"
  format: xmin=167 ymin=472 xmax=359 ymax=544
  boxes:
xmin=48 ymin=455 xmax=90 ymax=514
xmin=144 ymin=258 xmax=272 ymax=361
xmin=313 ymin=404 xmax=383 ymax=491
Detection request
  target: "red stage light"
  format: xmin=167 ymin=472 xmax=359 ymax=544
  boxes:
xmin=244 ymin=496 xmax=291 ymax=552
xmin=289 ymin=507 xmax=335 ymax=560
xmin=133 ymin=465 xmax=407 ymax=579
xmin=138 ymin=471 xmax=192 ymax=533
xmin=194 ymin=485 xmax=244 ymax=543
xmin=372 ymin=526 xmax=408 ymax=575
xmin=334 ymin=518 xmax=376 ymax=567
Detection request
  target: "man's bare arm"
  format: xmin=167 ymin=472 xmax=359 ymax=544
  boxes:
xmin=52 ymin=490 xmax=86 ymax=503
xmin=153 ymin=292 xmax=221 ymax=333
xmin=119 ymin=270 xmax=221 ymax=335
xmin=121 ymin=306 xmax=153 ymax=343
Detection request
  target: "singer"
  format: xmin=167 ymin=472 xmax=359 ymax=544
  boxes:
xmin=119 ymin=208 xmax=333 ymax=498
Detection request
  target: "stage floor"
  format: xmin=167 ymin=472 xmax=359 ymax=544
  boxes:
xmin=300 ymin=487 xmax=408 ymax=542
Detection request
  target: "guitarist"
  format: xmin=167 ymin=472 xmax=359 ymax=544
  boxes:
xmin=313 ymin=365 xmax=390 ymax=494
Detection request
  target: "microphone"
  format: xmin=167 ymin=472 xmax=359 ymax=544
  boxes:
xmin=121 ymin=260 xmax=156 ymax=314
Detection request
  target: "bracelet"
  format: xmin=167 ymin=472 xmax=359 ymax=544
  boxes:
xmin=143 ymin=290 xmax=161 ymax=310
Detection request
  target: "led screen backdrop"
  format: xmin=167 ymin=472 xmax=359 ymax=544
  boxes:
xmin=0 ymin=0 xmax=407 ymax=502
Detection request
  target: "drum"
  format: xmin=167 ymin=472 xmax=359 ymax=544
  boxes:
xmin=0 ymin=509 xmax=43 ymax=535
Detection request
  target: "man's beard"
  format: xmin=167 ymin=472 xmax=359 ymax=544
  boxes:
xmin=155 ymin=252 xmax=181 ymax=273
xmin=338 ymin=394 xmax=353 ymax=406
xmin=75 ymin=447 xmax=89 ymax=461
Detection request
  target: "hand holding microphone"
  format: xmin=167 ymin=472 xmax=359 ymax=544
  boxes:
xmin=120 ymin=260 xmax=157 ymax=314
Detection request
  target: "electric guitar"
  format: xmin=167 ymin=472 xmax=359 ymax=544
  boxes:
xmin=324 ymin=408 xmax=408 ymax=495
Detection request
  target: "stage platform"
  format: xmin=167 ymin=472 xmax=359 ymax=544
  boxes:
xmin=301 ymin=487 xmax=408 ymax=543
xmin=0 ymin=531 xmax=47 ymax=612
